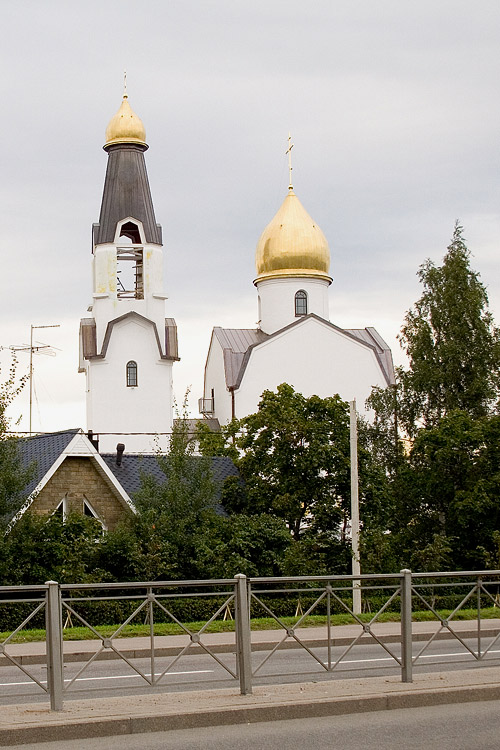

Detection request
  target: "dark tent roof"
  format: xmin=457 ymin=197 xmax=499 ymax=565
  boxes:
xmin=18 ymin=429 xmax=80 ymax=497
xmin=101 ymin=453 xmax=239 ymax=502
xmin=13 ymin=430 xmax=239 ymax=519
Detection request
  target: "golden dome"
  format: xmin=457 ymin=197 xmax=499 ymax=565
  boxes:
xmin=255 ymin=187 xmax=331 ymax=283
xmin=105 ymin=94 xmax=147 ymax=148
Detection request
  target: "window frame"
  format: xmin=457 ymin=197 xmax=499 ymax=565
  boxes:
xmin=126 ymin=360 xmax=138 ymax=387
xmin=295 ymin=289 xmax=308 ymax=316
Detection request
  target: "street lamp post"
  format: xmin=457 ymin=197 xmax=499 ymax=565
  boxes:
xmin=350 ymin=399 xmax=361 ymax=614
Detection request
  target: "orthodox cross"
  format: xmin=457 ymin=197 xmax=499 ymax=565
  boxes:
xmin=286 ymin=132 xmax=294 ymax=189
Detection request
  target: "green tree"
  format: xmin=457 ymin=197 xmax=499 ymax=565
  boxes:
xmin=196 ymin=419 xmax=239 ymax=461
xmin=234 ymin=384 xmax=351 ymax=541
xmin=133 ymin=403 xmax=220 ymax=580
xmin=396 ymin=411 xmax=500 ymax=570
xmin=365 ymin=225 xmax=500 ymax=571
xmin=4 ymin=512 xmax=104 ymax=584
xmin=0 ymin=354 xmax=34 ymax=528
xmin=396 ymin=223 xmax=499 ymax=436
xmin=194 ymin=513 xmax=293 ymax=578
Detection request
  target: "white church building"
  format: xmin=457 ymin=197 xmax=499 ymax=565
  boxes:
xmin=200 ymin=167 xmax=395 ymax=424
xmin=79 ymin=93 xmax=178 ymax=453
xmin=77 ymin=91 xmax=393 ymax=446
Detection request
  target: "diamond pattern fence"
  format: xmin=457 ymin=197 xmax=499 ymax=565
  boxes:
xmin=1 ymin=570 xmax=500 ymax=711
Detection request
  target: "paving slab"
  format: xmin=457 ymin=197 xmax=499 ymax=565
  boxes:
xmin=2 ymin=665 xmax=500 ymax=745
xmin=1 ymin=620 xmax=500 ymax=745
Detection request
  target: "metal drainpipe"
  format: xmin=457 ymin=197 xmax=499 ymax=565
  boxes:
xmin=230 ymin=387 xmax=236 ymax=421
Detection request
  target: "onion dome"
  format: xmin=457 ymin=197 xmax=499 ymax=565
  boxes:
xmin=255 ymin=187 xmax=331 ymax=284
xmin=104 ymin=94 xmax=147 ymax=149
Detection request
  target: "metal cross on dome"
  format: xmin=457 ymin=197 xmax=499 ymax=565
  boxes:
xmin=285 ymin=132 xmax=294 ymax=189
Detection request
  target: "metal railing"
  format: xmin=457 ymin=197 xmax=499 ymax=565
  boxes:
xmin=248 ymin=570 xmax=413 ymax=683
xmin=1 ymin=569 xmax=500 ymax=710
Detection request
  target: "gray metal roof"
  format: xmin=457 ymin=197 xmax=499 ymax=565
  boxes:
xmin=213 ymin=328 xmax=268 ymax=388
xmin=173 ymin=418 xmax=221 ymax=435
xmin=215 ymin=315 xmax=395 ymax=390
xmin=93 ymin=144 xmax=162 ymax=246
xmin=344 ymin=327 xmax=396 ymax=385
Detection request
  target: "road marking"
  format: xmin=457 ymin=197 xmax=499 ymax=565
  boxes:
xmin=0 ymin=669 xmax=214 ymax=688
xmin=69 ymin=669 xmax=214 ymax=683
xmin=2 ymin=646 xmax=500 ymax=689
xmin=331 ymin=649 xmax=500 ymax=665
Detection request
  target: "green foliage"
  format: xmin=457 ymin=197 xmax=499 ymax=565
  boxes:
xmin=396 ymin=412 xmax=500 ymax=569
xmin=196 ymin=419 xmax=239 ymax=460
xmin=131 ymin=402 xmax=222 ymax=580
xmin=364 ymin=225 xmax=500 ymax=572
xmin=4 ymin=512 xmax=104 ymax=585
xmin=0 ymin=354 xmax=34 ymax=526
xmin=399 ymin=223 xmax=499 ymax=435
xmin=234 ymin=384 xmax=351 ymax=541
xmin=194 ymin=513 xmax=293 ymax=578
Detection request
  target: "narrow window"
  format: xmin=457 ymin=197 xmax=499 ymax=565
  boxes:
xmin=83 ymin=499 xmax=106 ymax=530
xmin=295 ymin=290 xmax=308 ymax=316
xmin=126 ymin=360 xmax=138 ymax=387
xmin=54 ymin=497 xmax=67 ymax=520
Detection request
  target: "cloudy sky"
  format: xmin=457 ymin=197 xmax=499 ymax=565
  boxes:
xmin=1 ymin=0 xmax=499 ymax=433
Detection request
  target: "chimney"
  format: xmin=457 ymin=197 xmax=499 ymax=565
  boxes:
xmin=116 ymin=443 xmax=125 ymax=467
xmin=87 ymin=430 xmax=99 ymax=451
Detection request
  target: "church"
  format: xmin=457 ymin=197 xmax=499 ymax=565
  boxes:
xmin=10 ymin=92 xmax=395 ymax=528
xmin=78 ymin=91 xmax=394 ymax=440
xmin=200 ymin=150 xmax=395 ymax=424
xmin=79 ymin=91 xmax=179 ymax=453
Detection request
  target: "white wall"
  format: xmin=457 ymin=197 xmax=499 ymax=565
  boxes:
xmin=92 ymin=243 xmax=167 ymax=351
xmin=233 ymin=317 xmax=387 ymax=420
xmin=202 ymin=333 xmax=233 ymax=425
xmin=256 ymin=276 xmax=330 ymax=334
xmin=86 ymin=316 xmax=173 ymax=452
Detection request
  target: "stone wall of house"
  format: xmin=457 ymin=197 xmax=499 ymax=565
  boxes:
xmin=31 ymin=457 xmax=131 ymax=530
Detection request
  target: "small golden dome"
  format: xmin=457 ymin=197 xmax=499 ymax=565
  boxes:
xmin=105 ymin=94 xmax=147 ymax=148
xmin=255 ymin=187 xmax=331 ymax=283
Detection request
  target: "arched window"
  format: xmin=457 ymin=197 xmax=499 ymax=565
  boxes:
xmin=126 ymin=360 xmax=138 ymax=387
xmin=295 ymin=290 xmax=308 ymax=316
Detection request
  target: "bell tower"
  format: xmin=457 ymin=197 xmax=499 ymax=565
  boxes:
xmin=79 ymin=91 xmax=179 ymax=453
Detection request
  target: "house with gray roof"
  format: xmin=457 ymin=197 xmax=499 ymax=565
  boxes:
xmin=13 ymin=429 xmax=238 ymax=530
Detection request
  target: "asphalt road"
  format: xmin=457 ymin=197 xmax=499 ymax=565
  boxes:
xmin=2 ymin=637 xmax=500 ymax=705
xmin=12 ymin=699 xmax=500 ymax=750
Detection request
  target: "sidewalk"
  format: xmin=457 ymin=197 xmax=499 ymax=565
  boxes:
xmin=1 ymin=621 xmax=500 ymax=746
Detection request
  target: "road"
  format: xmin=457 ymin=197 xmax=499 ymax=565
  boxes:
xmin=1 ymin=635 xmax=500 ymax=705
xmin=12 ymin=699 xmax=500 ymax=749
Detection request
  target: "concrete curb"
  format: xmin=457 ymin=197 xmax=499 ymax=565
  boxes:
xmin=2 ymin=681 xmax=500 ymax=746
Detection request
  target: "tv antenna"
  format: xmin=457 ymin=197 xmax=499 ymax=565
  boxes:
xmin=10 ymin=324 xmax=61 ymax=433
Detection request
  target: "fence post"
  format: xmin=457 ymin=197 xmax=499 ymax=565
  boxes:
xmin=400 ymin=568 xmax=413 ymax=683
xmin=45 ymin=581 xmax=64 ymax=711
xmin=234 ymin=574 xmax=252 ymax=695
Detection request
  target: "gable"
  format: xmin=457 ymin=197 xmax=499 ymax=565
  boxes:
xmin=12 ymin=430 xmax=135 ymax=528
xmin=234 ymin=317 xmax=393 ymax=414
xmin=30 ymin=457 xmax=133 ymax=530
xmin=209 ymin=316 xmax=395 ymax=394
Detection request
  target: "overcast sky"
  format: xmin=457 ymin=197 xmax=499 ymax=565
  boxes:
xmin=1 ymin=0 xmax=499 ymax=433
